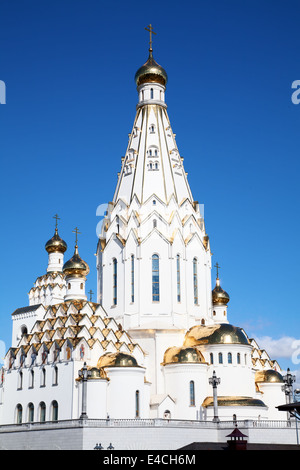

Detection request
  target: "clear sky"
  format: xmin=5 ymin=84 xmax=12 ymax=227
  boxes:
xmin=0 ymin=0 xmax=300 ymax=386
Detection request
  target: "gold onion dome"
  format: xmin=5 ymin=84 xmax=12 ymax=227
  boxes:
xmin=45 ymin=228 xmax=67 ymax=254
xmin=163 ymin=346 xmax=206 ymax=365
xmin=255 ymin=369 xmax=284 ymax=383
xmin=135 ymin=50 xmax=168 ymax=87
xmin=97 ymin=352 xmax=139 ymax=369
xmin=212 ymin=278 xmax=230 ymax=305
xmin=184 ymin=323 xmax=249 ymax=347
xmin=62 ymin=245 xmax=90 ymax=278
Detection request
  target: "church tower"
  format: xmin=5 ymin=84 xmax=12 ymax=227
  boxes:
xmin=97 ymin=27 xmax=213 ymax=335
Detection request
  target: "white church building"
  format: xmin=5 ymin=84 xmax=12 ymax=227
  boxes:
xmin=0 ymin=31 xmax=296 ymax=450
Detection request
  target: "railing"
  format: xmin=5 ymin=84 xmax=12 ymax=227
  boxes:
xmin=0 ymin=418 xmax=296 ymax=432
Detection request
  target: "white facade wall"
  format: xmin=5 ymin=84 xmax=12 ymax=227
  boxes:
xmin=163 ymin=363 xmax=208 ymax=420
xmin=106 ymin=367 xmax=148 ymax=419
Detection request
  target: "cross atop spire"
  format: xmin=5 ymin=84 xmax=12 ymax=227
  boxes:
xmin=88 ymin=289 xmax=94 ymax=302
xmin=214 ymin=262 xmax=221 ymax=279
xmin=53 ymin=214 xmax=60 ymax=230
xmin=72 ymin=227 xmax=81 ymax=246
xmin=145 ymin=24 xmax=156 ymax=53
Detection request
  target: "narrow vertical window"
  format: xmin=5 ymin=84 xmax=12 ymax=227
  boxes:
xmin=237 ymin=353 xmax=241 ymax=364
xmin=176 ymin=255 xmax=181 ymax=302
xmin=190 ymin=381 xmax=195 ymax=406
xmin=16 ymin=404 xmax=22 ymax=424
xmin=39 ymin=402 xmax=46 ymax=422
xmin=228 ymin=352 xmax=232 ymax=364
xmin=41 ymin=367 xmax=46 ymax=387
xmin=18 ymin=371 xmax=23 ymax=390
xmin=152 ymin=254 xmax=160 ymax=302
xmin=150 ymin=88 xmax=154 ymax=99
xmin=218 ymin=352 xmax=223 ymax=364
xmin=52 ymin=400 xmax=58 ymax=421
xmin=210 ymin=353 xmax=214 ymax=364
xmin=113 ymin=258 xmax=117 ymax=306
xmin=131 ymin=255 xmax=134 ymax=303
xmin=135 ymin=390 xmax=140 ymax=418
xmin=30 ymin=369 xmax=34 ymax=388
xmin=28 ymin=403 xmax=34 ymax=423
xmin=53 ymin=366 xmax=58 ymax=386
xmin=193 ymin=258 xmax=198 ymax=305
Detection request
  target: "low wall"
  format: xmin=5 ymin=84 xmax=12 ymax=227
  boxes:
xmin=0 ymin=419 xmax=297 ymax=450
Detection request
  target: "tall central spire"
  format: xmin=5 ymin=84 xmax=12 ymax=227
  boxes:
xmin=97 ymin=32 xmax=211 ymax=332
xmin=113 ymin=28 xmax=192 ymax=206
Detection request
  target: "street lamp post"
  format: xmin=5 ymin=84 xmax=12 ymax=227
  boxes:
xmin=209 ymin=370 xmax=221 ymax=423
xmin=282 ymin=368 xmax=296 ymax=424
xmin=78 ymin=362 xmax=91 ymax=419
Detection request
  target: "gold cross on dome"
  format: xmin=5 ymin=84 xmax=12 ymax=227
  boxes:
xmin=53 ymin=214 xmax=60 ymax=229
xmin=88 ymin=289 xmax=94 ymax=301
xmin=72 ymin=227 xmax=81 ymax=245
xmin=145 ymin=24 xmax=156 ymax=51
xmin=214 ymin=262 xmax=221 ymax=278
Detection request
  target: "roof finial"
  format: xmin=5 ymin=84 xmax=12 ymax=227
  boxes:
xmin=53 ymin=214 xmax=60 ymax=232
xmin=214 ymin=262 xmax=220 ymax=279
xmin=72 ymin=227 xmax=81 ymax=254
xmin=145 ymin=24 xmax=156 ymax=56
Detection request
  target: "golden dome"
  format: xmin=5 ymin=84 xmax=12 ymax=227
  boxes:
xmin=184 ymin=323 xmax=249 ymax=347
xmin=212 ymin=278 xmax=230 ymax=305
xmin=45 ymin=228 xmax=67 ymax=254
xmin=135 ymin=50 xmax=168 ymax=87
xmin=202 ymin=396 xmax=266 ymax=408
xmin=97 ymin=352 xmax=139 ymax=369
xmin=255 ymin=369 xmax=284 ymax=383
xmin=163 ymin=346 xmax=205 ymax=365
xmin=63 ymin=245 xmax=90 ymax=278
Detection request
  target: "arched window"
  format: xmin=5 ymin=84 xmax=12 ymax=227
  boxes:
xmin=176 ymin=255 xmax=181 ymax=302
xmin=29 ymin=369 xmax=34 ymax=388
xmin=135 ymin=390 xmax=140 ymax=418
xmin=16 ymin=404 xmax=22 ymax=424
xmin=131 ymin=255 xmax=135 ymax=303
xmin=80 ymin=283 xmax=83 ymax=290
xmin=41 ymin=367 xmax=46 ymax=387
xmin=21 ymin=326 xmax=27 ymax=337
xmin=39 ymin=402 xmax=46 ymax=422
xmin=228 ymin=352 xmax=232 ymax=364
xmin=190 ymin=381 xmax=195 ymax=406
xmin=193 ymin=258 xmax=198 ymax=305
xmin=150 ymin=88 xmax=154 ymax=99
xmin=244 ymin=354 xmax=247 ymax=365
xmin=113 ymin=258 xmax=117 ymax=306
xmin=51 ymin=400 xmax=58 ymax=421
xmin=152 ymin=254 xmax=160 ymax=302
xmin=28 ymin=403 xmax=34 ymax=423
xmin=53 ymin=366 xmax=58 ymax=386
xmin=68 ymin=283 xmax=71 ymax=290
xmin=153 ymin=219 xmax=157 ymax=228
xmin=155 ymin=162 xmax=158 ymax=170
xmin=218 ymin=352 xmax=223 ymax=364
xmin=237 ymin=353 xmax=241 ymax=364
xmin=18 ymin=371 xmax=23 ymax=390
xmin=210 ymin=353 xmax=214 ymax=364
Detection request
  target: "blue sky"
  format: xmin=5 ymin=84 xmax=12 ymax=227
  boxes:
xmin=0 ymin=0 xmax=300 ymax=383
